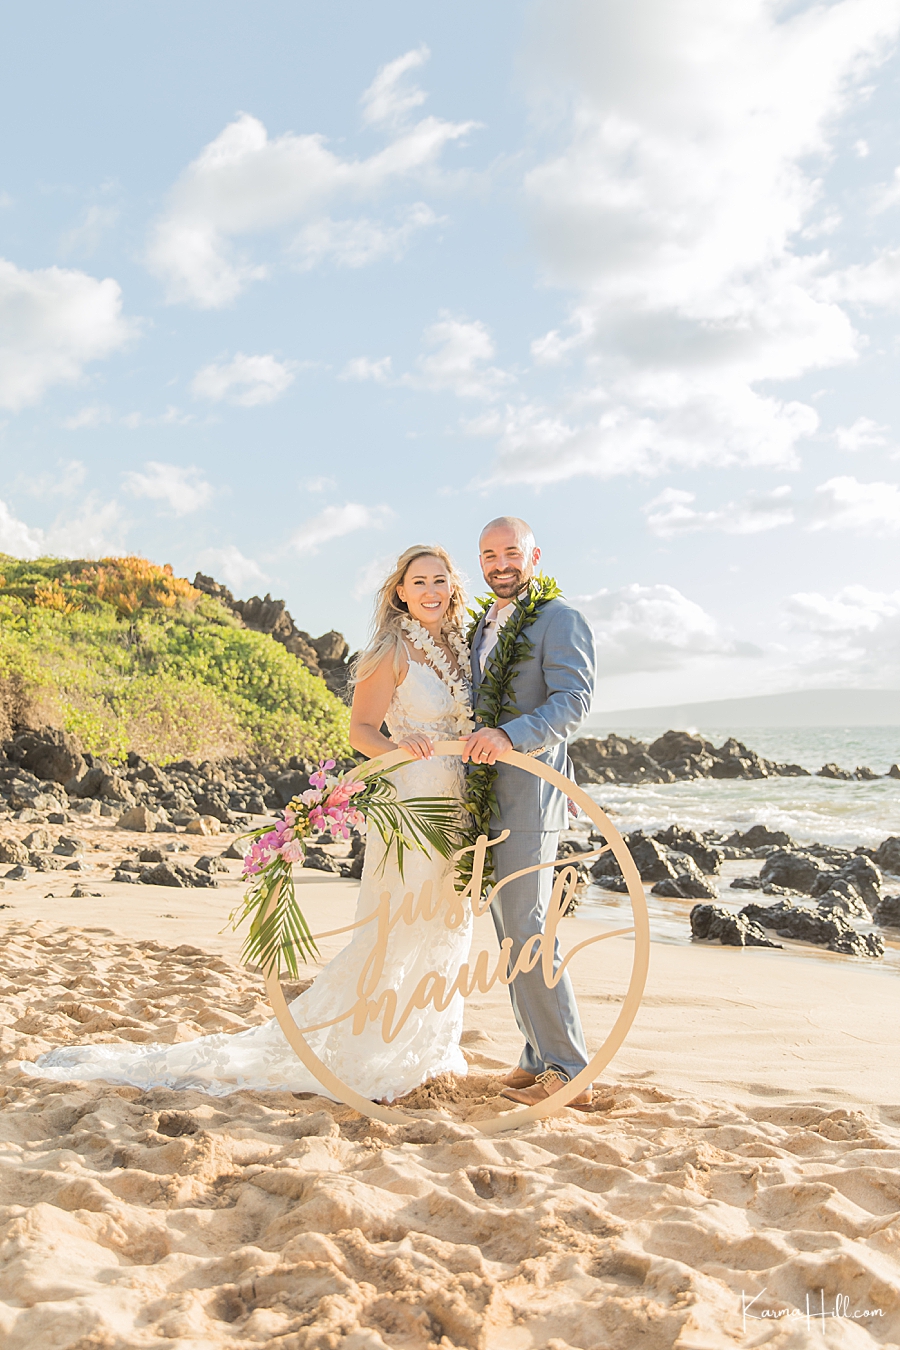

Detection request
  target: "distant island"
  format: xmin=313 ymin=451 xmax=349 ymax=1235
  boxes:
xmin=585 ymin=689 xmax=900 ymax=731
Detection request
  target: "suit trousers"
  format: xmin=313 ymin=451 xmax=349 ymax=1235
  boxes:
xmin=489 ymin=830 xmax=589 ymax=1081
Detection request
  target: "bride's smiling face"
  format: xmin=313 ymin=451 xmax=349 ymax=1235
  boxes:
xmin=396 ymin=555 xmax=452 ymax=627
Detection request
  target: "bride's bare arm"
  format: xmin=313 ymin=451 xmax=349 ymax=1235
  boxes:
xmin=349 ymin=650 xmax=435 ymax=761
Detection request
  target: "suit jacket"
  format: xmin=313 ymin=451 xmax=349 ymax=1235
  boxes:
xmin=470 ymin=595 xmax=595 ymax=832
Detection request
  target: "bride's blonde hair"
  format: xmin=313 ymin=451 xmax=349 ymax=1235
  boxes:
xmin=352 ymin=544 xmax=468 ymax=684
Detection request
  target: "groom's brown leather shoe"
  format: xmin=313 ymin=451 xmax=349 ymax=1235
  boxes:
xmin=501 ymin=1068 xmax=593 ymax=1110
xmin=500 ymin=1067 xmax=537 ymax=1089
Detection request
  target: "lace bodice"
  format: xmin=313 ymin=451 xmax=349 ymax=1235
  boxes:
xmin=385 ymin=658 xmax=473 ymax=744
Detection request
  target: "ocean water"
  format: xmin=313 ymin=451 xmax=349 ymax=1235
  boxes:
xmin=573 ymin=725 xmax=900 ymax=970
xmin=583 ymin=725 xmax=900 ymax=775
xmin=577 ymin=726 xmax=900 ymax=849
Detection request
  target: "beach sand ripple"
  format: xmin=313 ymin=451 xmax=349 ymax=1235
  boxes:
xmin=1 ymin=924 xmax=898 ymax=1349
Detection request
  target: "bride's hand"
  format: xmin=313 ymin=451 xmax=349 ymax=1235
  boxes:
xmin=397 ymin=733 xmax=434 ymax=760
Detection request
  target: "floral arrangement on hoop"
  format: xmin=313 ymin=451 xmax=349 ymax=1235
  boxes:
xmin=230 ymin=757 xmax=464 ymax=978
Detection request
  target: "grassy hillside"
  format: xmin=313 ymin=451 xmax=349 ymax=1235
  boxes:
xmin=0 ymin=555 xmax=352 ymax=764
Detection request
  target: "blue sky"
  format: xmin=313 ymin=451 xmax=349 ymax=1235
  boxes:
xmin=1 ymin=0 xmax=899 ymax=710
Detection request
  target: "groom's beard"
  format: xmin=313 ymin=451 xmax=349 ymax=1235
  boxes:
xmin=486 ymin=567 xmax=529 ymax=599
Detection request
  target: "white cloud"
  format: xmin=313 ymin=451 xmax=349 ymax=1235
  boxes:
xmin=42 ymin=497 xmax=126 ymax=557
xmin=785 ymin=585 xmax=900 ymax=635
xmin=0 ymin=257 xmax=133 ymax=412
xmin=63 ymin=404 xmax=111 ymax=430
xmin=60 ymin=203 xmax=120 ymax=256
xmin=825 ymin=245 xmax=900 ymax=308
xmin=361 ymin=46 xmax=430 ymax=127
xmin=0 ymin=499 xmax=43 ymax=557
xmin=0 ymin=494 xmax=126 ymax=559
xmin=644 ymin=485 xmax=794 ymax=537
xmin=639 ymin=475 xmax=900 ymax=538
xmin=146 ymin=53 xmax=475 ymax=308
xmin=871 ymin=164 xmax=900 ymax=210
xmin=807 ymin=475 xmax=900 ymax=533
xmin=340 ymin=356 xmax=392 ymax=383
xmin=834 ymin=416 xmax=890 ymax=452
xmin=289 ymin=501 xmax=393 ymax=555
xmin=18 ymin=459 xmax=87 ymax=499
xmin=476 ymin=385 xmax=817 ymax=484
xmin=292 ymin=203 xmax=439 ymax=271
xmin=191 ymin=352 xmax=296 ymax=407
xmin=123 ymin=461 xmax=214 ymax=515
xmin=411 ymin=316 xmax=512 ymax=400
xmin=195 ymin=545 xmax=267 ymax=592
xmin=353 ymin=551 xmax=397 ymax=599
xmin=783 ymin=585 xmax=900 ymax=683
xmin=578 ymin=582 xmax=757 ymax=677
xmin=491 ymin=0 xmax=900 ymax=482
xmin=121 ymin=406 xmax=194 ymax=430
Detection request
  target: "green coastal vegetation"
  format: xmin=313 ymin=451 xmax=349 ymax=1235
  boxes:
xmin=0 ymin=554 xmax=352 ymax=765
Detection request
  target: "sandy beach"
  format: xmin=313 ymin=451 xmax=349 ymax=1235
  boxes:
xmin=1 ymin=822 xmax=899 ymax=1348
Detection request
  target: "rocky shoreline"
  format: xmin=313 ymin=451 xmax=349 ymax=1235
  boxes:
xmin=570 ymin=727 xmax=900 ymax=783
xmin=2 ymin=723 xmax=898 ymax=964
xmin=560 ymin=819 xmax=900 ymax=960
xmin=0 ymin=726 xmax=364 ymax=890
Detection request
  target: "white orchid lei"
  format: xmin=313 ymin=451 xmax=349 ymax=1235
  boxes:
xmin=400 ymin=618 xmax=474 ymax=735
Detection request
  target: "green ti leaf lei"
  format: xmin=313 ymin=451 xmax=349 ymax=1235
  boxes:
xmin=460 ymin=574 xmax=562 ymax=891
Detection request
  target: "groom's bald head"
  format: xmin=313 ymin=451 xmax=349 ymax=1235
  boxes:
xmin=479 ymin=516 xmax=541 ymax=597
xmin=479 ymin=515 xmax=536 ymax=553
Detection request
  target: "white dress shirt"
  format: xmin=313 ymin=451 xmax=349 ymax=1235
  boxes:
xmin=476 ymin=598 xmax=516 ymax=673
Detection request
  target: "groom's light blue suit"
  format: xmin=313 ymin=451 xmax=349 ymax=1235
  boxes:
xmin=471 ymin=595 xmax=595 ymax=1081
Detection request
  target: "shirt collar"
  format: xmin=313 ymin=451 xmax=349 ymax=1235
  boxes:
xmin=487 ymin=587 xmax=526 ymax=623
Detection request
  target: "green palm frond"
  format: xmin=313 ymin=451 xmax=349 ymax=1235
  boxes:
xmin=231 ymin=859 xmax=319 ymax=979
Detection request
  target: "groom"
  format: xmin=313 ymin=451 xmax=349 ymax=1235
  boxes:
xmin=463 ymin=517 xmax=596 ymax=1107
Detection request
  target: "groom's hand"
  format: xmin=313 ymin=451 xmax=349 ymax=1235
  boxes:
xmin=462 ymin=727 xmax=512 ymax=764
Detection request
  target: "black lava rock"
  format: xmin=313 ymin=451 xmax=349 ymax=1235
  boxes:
xmin=653 ymin=825 xmax=723 ymax=874
xmin=141 ymin=862 xmax=217 ymax=888
xmin=739 ymin=900 xmax=883 ymax=958
xmin=722 ymin=825 xmax=795 ymax=850
xmin=652 ymin=873 xmax=718 ymax=900
xmin=874 ymin=836 xmax=900 ymax=875
xmin=302 ymin=846 xmax=340 ymax=874
xmin=622 ymin=831 xmax=679 ymax=882
xmin=271 ymin=770 xmax=312 ymax=809
xmin=873 ymin=894 xmax=900 ymax=927
xmin=196 ymin=854 xmax=229 ymax=874
xmin=193 ymin=792 xmax=233 ymax=825
xmin=5 ymin=728 xmax=85 ymax=785
xmin=759 ymin=850 xmax=826 ymax=894
xmin=690 ymin=904 xmax=782 ymax=947
xmin=814 ymin=878 xmax=871 ymax=920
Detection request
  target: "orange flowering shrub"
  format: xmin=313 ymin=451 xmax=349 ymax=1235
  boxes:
xmin=77 ymin=557 xmax=199 ymax=617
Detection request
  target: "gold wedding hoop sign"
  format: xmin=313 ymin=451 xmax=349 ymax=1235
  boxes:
xmin=263 ymin=741 xmax=649 ymax=1134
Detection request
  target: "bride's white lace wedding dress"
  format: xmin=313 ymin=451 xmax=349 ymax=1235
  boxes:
xmin=29 ymin=658 xmax=474 ymax=1102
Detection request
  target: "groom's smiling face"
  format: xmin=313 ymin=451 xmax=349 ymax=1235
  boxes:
xmin=479 ymin=524 xmax=541 ymax=599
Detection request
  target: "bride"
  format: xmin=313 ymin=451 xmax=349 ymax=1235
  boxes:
xmin=28 ymin=545 xmax=476 ymax=1102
